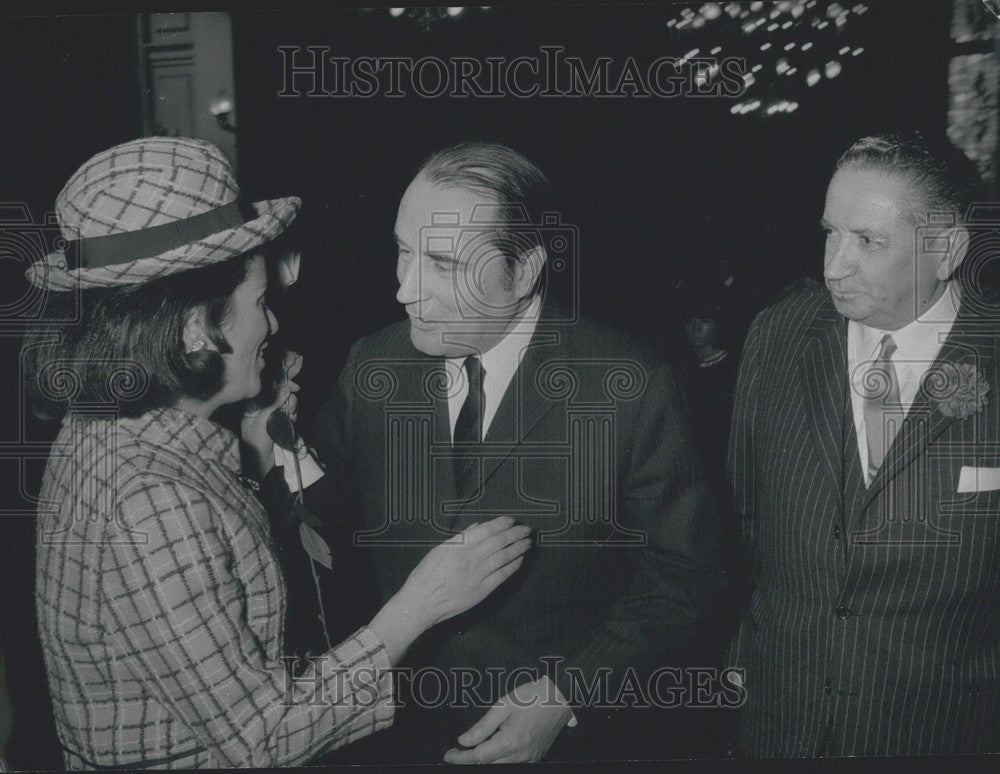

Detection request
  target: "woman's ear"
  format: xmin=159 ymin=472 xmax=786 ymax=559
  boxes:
xmin=182 ymin=308 xmax=213 ymax=354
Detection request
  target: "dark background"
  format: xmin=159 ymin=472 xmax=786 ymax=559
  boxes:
xmin=0 ymin=2 xmax=970 ymax=768
xmin=230 ymin=2 xmax=952 ymax=415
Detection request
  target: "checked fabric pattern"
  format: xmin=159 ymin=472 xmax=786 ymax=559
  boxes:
xmin=24 ymin=136 xmax=300 ymax=290
xmin=35 ymin=408 xmax=393 ymax=769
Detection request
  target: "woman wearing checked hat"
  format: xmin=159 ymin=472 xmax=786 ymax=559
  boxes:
xmin=21 ymin=137 xmax=530 ymax=769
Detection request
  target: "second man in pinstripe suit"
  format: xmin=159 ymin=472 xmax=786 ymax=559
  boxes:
xmin=728 ymin=131 xmax=1000 ymax=756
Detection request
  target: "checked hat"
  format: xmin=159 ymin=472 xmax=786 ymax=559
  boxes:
xmin=25 ymin=136 xmax=301 ymax=291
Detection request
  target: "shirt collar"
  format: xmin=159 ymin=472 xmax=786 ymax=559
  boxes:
xmin=448 ymin=293 xmax=542 ymax=377
xmin=853 ymin=283 xmax=961 ymax=361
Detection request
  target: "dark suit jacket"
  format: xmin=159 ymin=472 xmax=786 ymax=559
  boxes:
xmin=728 ymin=289 xmax=1000 ymax=757
xmin=308 ymin=302 xmax=720 ymax=761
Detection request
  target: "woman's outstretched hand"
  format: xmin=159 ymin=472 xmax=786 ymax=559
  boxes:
xmin=404 ymin=517 xmax=532 ymax=626
xmin=369 ymin=517 xmax=532 ymax=665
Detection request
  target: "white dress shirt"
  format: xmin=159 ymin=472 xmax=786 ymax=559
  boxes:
xmin=445 ymin=294 xmax=543 ymax=441
xmin=847 ymin=285 xmax=961 ymax=484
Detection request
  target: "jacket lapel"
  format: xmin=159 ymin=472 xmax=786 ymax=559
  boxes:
xmin=859 ymin=304 xmax=994 ymax=511
xmin=800 ymin=298 xmax=850 ymax=500
xmin=442 ymin=304 xmax=568 ymax=528
xmin=841 ymin=399 xmax=868 ymax=531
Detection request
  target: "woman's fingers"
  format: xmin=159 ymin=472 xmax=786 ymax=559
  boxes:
xmin=283 ymin=351 xmax=304 ymax=380
xmin=284 ymin=391 xmax=298 ymax=422
xmin=471 ymin=523 xmax=532 ymax=562
xmin=477 ymin=535 xmax=532 ymax=577
xmin=266 ymin=381 xmax=292 ymax=412
xmin=460 ymin=516 xmax=515 ymax=548
xmin=482 ymin=554 xmax=526 ymax=592
xmin=489 ymin=534 xmax=532 ymax=571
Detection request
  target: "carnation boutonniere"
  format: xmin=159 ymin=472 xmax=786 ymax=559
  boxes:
xmin=925 ymin=362 xmax=989 ymax=420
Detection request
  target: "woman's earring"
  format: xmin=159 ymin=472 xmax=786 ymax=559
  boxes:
xmin=188 ymin=339 xmax=207 ymax=354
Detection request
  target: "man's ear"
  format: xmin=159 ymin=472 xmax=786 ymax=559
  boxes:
xmin=512 ymin=245 xmax=546 ymax=300
xmin=182 ymin=307 xmax=213 ymax=354
xmin=935 ymin=225 xmax=970 ymax=281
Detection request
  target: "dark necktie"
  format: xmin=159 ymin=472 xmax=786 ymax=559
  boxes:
xmin=863 ymin=334 xmax=901 ymax=480
xmin=453 ymin=355 xmax=485 ymax=496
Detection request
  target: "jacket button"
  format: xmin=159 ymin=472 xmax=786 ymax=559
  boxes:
xmin=824 ymin=678 xmax=832 ymax=696
xmin=836 ymin=605 xmax=850 ymax=619
xmin=834 ymin=524 xmax=841 ymax=539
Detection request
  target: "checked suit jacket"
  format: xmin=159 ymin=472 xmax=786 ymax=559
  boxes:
xmin=727 ymin=288 xmax=1000 ymax=757
xmin=308 ymin=301 xmax=721 ymax=761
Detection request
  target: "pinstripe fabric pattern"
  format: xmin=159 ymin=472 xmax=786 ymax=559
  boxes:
xmin=36 ymin=408 xmax=393 ymax=769
xmin=728 ymin=289 xmax=1000 ymax=757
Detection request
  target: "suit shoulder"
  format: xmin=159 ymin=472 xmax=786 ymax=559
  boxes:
xmin=350 ymin=319 xmax=412 ymax=359
xmin=752 ymin=289 xmax=829 ymax=339
xmin=559 ymin=315 xmax=665 ymax=368
xmin=960 ymin=287 xmax=1000 ymax=326
xmin=756 ymin=288 xmax=828 ymax=325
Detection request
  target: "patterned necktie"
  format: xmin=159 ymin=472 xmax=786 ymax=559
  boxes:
xmin=453 ymin=355 xmax=485 ymax=495
xmin=863 ymin=334 xmax=901 ymax=480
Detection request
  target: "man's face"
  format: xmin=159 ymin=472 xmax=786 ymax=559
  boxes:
xmin=394 ymin=173 xmax=526 ymax=357
xmin=822 ymin=166 xmax=946 ymax=331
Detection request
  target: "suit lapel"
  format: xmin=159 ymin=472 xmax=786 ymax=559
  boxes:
xmin=860 ymin=306 xmax=994 ymax=511
xmin=800 ymin=299 xmax=850 ymax=499
xmin=841 ymin=398 xmax=868 ymax=530
xmin=442 ymin=305 xmax=568 ymax=528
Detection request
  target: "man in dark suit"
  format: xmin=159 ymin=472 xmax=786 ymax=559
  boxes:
xmin=728 ymin=130 xmax=1000 ymax=756
xmin=309 ymin=141 xmax=720 ymax=763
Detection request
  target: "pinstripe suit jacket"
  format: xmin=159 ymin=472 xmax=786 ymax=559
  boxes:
xmin=310 ymin=304 xmax=721 ymax=760
xmin=728 ymin=289 xmax=1000 ymax=757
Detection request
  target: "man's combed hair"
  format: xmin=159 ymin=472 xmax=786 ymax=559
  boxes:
xmin=417 ymin=141 xmax=558 ymax=282
xmin=835 ymin=130 xmax=984 ymax=223
xmin=22 ymin=254 xmax=254 ymax=421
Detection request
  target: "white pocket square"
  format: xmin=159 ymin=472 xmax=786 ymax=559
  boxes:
xmin=957 ymin=466 xmax=1000 ymax=493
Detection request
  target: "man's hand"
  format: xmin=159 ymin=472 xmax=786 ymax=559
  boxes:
xmin=443 ymin=677 xmax=573 ymax=764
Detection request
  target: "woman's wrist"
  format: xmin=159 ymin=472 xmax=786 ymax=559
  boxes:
xmin=368 ymin=590 xmax=431 ymax=666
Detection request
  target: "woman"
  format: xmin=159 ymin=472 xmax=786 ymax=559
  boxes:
xmin=21 ymin=137 xmax=530 ymax=769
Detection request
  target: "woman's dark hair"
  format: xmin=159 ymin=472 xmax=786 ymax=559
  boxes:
xmin=22 ymin=253 xmax=257 ymax=420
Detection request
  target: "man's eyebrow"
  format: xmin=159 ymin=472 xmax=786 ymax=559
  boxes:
xmin=426 ymin=251 xmax=458 ymax=263
xmin=820 ymin=218 xmax=887 ymax=236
